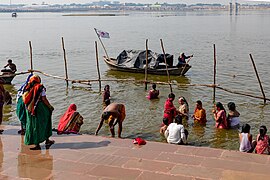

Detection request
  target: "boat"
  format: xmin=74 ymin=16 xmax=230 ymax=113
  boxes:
xmin=12 ymin=12 xmax=17 ymax=18
xmin=0 ymin=69 xmax=15 ymax=84
xmin=103 ymin=50 xmax=191 ymax=76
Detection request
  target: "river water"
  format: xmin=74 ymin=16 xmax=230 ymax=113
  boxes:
xmin=1 ymin=10 xmax=270 ymax=150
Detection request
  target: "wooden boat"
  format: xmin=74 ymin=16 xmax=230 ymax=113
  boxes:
xmin=0 ymin=70 xmax=15 ymax=84
xmin=104 ymin=57 xmax=191 ymax=76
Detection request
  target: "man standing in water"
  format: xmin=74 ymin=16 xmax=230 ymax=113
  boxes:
xmin=95 ymin=103 xmax=126 ymax=138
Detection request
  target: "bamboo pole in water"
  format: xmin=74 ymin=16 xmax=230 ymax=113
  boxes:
xmin=145 ymin=39 xmax=148 ymax=90
xmin=61 ymin=37 xmax=69 ymax=87
xmin=160 ymin=39 xmax=173 ymax=93
xmin=217 ymin=86 xmax=270 ymax=102
xmin=95 ymin=41 xmax=102 ymax=92
xmin=29 ymin=41 xmax=33 ymax=73
xmin=213 ymin=44 xmax=217 ymax=104
xmin=94 ymin=28 xmax=109 ymax=59
xmin=249 ymin=54 xmax=267 ymax=104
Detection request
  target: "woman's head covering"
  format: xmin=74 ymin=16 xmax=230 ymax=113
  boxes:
xmin=16 ymin=74 xmax=33 ymax=101
xmin=179 ymin=96 xmax=189 ymax=110
xmin=58 ymin=104 xmax=77 ymax=132
xmin=22 ymin=74 xmax=44 ymax=115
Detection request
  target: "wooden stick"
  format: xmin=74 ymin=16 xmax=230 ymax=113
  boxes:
xmin=249 ymin=54 xmax=266 ymax=104
xmin=61 ymin=37 xmax=69 ymax=87
xmin=160 ymin=39 xmax=172 ymax=93
xmin=213 ymin=44 xmax=217 ymax=104
xmin=95 ymin=41 xmax=102 ymax=92
xmin=180 ymin=56 xmax=192 ymax=76
xmin=29 ymin=41 xmax=33 ymax=73
xmin=31 ymin=69 xmax=68 ymax=80
xmin=145 ymin=39 xmax=148 ymax=90
xmin=0 ymin=71 xmax=30 ymax=78
xmin=94 ymin=28 xmax=109 ymax=59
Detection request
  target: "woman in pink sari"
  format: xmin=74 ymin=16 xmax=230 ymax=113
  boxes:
xmin=255 ymin=125 xmax=270 ymax=154
xmin=212 ymin=102 xmax=227 ymax=129
xmin=57 ymin=104 xmax=83 ymax=134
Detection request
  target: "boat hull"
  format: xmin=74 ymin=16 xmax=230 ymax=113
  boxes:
xmin=0 ymin=75 xmax=15 ymax=84
xmin=104 ymin=57 xmax=191 ymax=76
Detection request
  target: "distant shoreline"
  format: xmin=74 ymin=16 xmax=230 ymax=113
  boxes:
xmin=62 ymin=13 xmax=129 ymax=17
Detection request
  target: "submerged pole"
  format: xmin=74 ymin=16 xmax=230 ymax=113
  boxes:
xmin=160 ymin=39 xmax=172 ymax=93
xmin=249 ymin=54 xmax=266 ymax=104
xmin=29 ymin=41 xmax=33 ymax=73
xmin=213 ymin=44 xmax=216 ymax=104
xmin=145 ymin=39 xmax=148 ymax=90
xmin=61 ymin=37 xmax=69 ymax=87
xmin=95 ymin=41 xmax=102 ymax=93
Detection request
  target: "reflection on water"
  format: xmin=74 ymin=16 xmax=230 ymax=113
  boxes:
xmin=18 ymin=136 xmax=53 ymax=179
xmin=105 ymin=69 xmax=191 ymax=84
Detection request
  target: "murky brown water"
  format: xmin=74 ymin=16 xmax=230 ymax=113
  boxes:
xmin=1 ymin=10 xmax=270 ymax=150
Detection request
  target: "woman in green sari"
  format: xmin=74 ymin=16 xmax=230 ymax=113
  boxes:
xmin=22 ymin=75 xmax=54 ymax=150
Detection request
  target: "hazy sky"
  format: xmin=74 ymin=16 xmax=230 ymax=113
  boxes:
xmin=2 ymin=0 xmax=270 ymax=5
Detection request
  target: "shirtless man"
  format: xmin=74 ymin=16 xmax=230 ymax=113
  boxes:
xmin=3 ymin=59 xmax=17 ymax=73
xmin=95 ymin=103 xmax=126 ymax=138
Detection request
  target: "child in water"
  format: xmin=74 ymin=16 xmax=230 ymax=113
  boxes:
xmin=102 ymin=85 xmax=111 ymax=108
xmin=147 ymin=83 xmax=159 ymax=100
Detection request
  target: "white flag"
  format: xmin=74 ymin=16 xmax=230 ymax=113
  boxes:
xmin=96 ymin=29 xmax=110 ymax=38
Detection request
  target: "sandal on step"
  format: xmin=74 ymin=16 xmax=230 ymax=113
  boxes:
xmin=45 ymin=140 xmax=55 ymax=149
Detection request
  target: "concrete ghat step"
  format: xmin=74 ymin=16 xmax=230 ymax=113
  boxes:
xmin=0 ymin=125 xmax=270 ymax=180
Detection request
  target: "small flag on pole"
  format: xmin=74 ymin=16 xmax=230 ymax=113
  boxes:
xmin=96 ymin=29 xmax=110 ymax=38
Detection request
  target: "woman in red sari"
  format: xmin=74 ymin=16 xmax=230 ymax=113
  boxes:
xmin=57 ymin=104 xmax=83 ymax=134
xmin=163 ymin=93 xmax=177 ymax=125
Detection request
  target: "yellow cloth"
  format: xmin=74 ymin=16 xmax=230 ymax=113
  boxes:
xmin=194 ymin=108 xmax=206 ymax=124
xmin=105 ymin=115 xmax=114 ymax=124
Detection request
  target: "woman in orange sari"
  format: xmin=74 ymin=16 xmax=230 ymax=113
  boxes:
xmin=23 ymin=75 xmax=54 ymax=150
